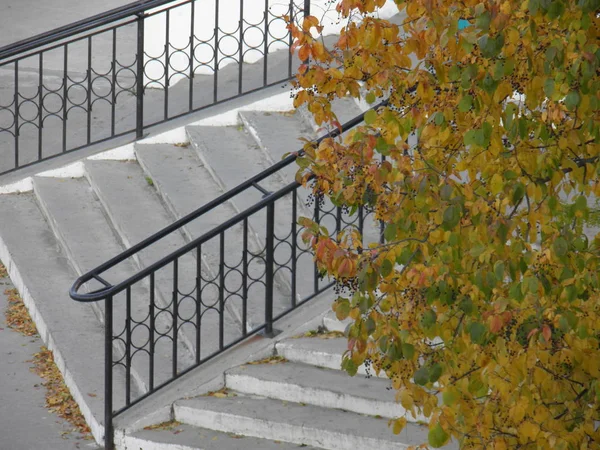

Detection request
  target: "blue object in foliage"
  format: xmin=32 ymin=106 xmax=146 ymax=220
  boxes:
xmin=458 ymin=19 xmax=470 ymax=30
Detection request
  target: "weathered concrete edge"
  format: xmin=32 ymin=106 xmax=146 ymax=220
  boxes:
xmin=0 ymin=233 xmax=105 ymax=445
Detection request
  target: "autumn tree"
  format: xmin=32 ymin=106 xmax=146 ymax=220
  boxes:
xmin=289 ymin=0 xmax=600 ymax=448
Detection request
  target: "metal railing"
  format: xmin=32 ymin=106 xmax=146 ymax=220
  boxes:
xmin=70 ymin=106 xmax=381 ymax=449
xmin=0 ymin=0 xmax=307 ymax=175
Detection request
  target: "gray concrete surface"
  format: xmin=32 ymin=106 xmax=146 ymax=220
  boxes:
xmin=0 ymin=0 xmax=135 ymax=48
xmin=0 ymin=271 xmax=100 ymax=450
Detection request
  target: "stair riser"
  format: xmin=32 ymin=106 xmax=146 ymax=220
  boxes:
xmin=174 ymin=405 xmax=411 ymax=450
xmin=225 ymin=373 xmax=411 ymax=420
xmin=276 ymin=343 xmax=388 ymax=379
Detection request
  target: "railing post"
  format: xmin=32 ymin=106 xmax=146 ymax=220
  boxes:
xmin=265 ymin=203 xmax=275 ymax=336
xmin=104 ymin=295 xmax=114 ymax=450
xmin=135 ymin=12 xmax=145 ymax=139
xmin=303 ymin=0 xmax=310 ymax=17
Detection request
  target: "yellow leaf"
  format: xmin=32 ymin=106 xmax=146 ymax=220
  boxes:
xmin=392 ymin=417 xmax=407 ymax=435
xmin=490 ymin=173 xmax=503 ymax=195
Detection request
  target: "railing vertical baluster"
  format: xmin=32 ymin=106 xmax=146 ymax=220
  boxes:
xmin=288 ymin=0 xmax=293 ymax=78
xmin=104 ymin=295 xmax=114 ymax=450
xmin=265 ymin=203 xmax=275 ymax=335
xmin=263 ymin=0 xmax=268 ymax=86
xmin=111 ymin=28 xmax=117 ymax=137
xmin=304 ymin=0 xmax=310 ymax=17
xmin=62 ymin=45 xmax=68 ymax=152
xmin=219 ymin=233 xmax=225 ymax=349
xmin=164 ymin=9 xmax=170 ymax=120
xmin=38 ymin=53 xmax=43 ymax=162
xmin=189 ymin=0 xmax=195 ymax=112
xmin=336 ymin=206 xmax=342 ymax=235
xmin=14 ymin=61 xmax=19 ymax=168
xmin=125 ymin=287 xmax=131 ymax=405
xmin=358 ymin=205 xmax=364 ymax=246
xmin=195 ymin=244 xmax=202 ymax=363
xmin=136 ymin=12 xmax=145 ymax=138
xmin=149 ymin=273 xmax=155 ymax=391
xmin=291 ymin=191 xmax=297 ymax=307
xmin=242 ymin=218 xmax=248 ymax=335
xmin=172 ymin=259 xmax=178 ymax=377
xmin=238 ymin=0 xmax=244 ymax=94
xmin=213 ymin=0 xmax=219 ymax=103
xmin=313 ymin=198 xmax=320 ymax=293
xmin=87 ymin=37 xmax=92 ymax=144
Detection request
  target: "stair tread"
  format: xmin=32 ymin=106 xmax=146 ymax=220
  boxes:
xmin=175 ymin=394 xmax=433 ymax=449
xmin=226 ymin=360 xmax=411 ymax=419
xmin=238 ymin=111 xmax=315 ymax=190
xmin=228 ymin=360 xmax=392 ymax=402
xmin=186 ymin=126 xmax=315 ymax=307
xmin=33 ymin=176 xmax=135 ymax=280
xmin=186 ymin=125 xmax=284 ymax=205
xmin=134 ymin=143 xmax=237 ymax=241
xmin=135 ymin=142 xmax=281 ymax=329
xmin=0 ymin=192 xmax=107 ymax=426
xmin=127 ymin=422 xmax=321 ymax=450
xmin=84 ymin=159 xmax=243 ymax=370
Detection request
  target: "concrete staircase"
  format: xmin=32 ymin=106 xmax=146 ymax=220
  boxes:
xmin=0 ymin=90 xmax=437 ymax=449
xmin=120 ymin=310 xmax=446 ymax=450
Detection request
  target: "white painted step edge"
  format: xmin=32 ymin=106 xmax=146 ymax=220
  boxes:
xmin=225 ymin=371 xmax=426 ymax=421
xmin=174 ymin=404 xmax=412 ymax=450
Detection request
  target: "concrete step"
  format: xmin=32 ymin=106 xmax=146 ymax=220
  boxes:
xmin=239 ymin=109 xmax=379 ymax=246
xmin=187 ymin=125 xmax=314 ymax=303
xmin=322 ymin=310 xmax=351 ymax=333
xmin=83 ymin=159 xmax=241 ymax=368
xmin=174 ymin=394 xmax=430 ymax=450
xmin=0 ymin=191 xmax=118 ymax=440
xmin=32 ymin=175 xmax=166 ymax=395
xmin=276 ymin=337 xmax=386 ymax=379
xmin=225 ymin=361 xmax=412 ymax=419
xmin=123 ymin=422 xmax=320 ymax=450
xmin=134 ymin=143 xmax=271 ymax=330
xmin=297 ymin=96 xmax=366 ymax=137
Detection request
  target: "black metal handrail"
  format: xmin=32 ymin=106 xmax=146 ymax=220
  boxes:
xmin=70 ymin=103 xmax=383 ymax=449
xmin=70 ymin=105 xmax=373 ymax=303
xmin=0 ymin=0 xmax=308 ymax=175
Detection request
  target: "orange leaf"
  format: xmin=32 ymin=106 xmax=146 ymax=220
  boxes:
xmin=542 ymin=325 xmax=552 ymax=342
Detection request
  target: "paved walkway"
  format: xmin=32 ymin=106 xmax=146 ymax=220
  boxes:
xmin=0 ymin=4 xmax=131 ymax=449
xmin=0 ymin=0 xmax=134 ymax=48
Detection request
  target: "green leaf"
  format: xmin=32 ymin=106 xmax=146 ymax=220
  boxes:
xmin=458 ymin=95 xmax=473 ymax=112
xmin=401 ymin=343 xmax=415 ymax=360
xmin=364 ymin=109 xmax=377 ymax=125
xmin=414 ymin=366 xmax=430 ymax=386
xmin=365 ymin=92 xmax=376 ymax=104
xmin=543 ymin=78 xmax=555 ymax=97
xmin=341 ymin=357 xmax=358 ymax=376
xmin=429 ymin=363 xmax=443 ymax=383
xmin=428 ymin=423 xmax=449 ymax=448
xmin=443 ymin=389 xmax=459 ymax=406
xmin=553 ymin=237 xmax=569 ymax=257
xmin=384 ymin=223 xmax=397 ymax=242
xmin=565 ymin=91 xmax=580 ymax=110
xmin=381 ymin=259 xmax=394 ymax=277
xmin=512 ymin=183 xmax=525 ymax=204
xmin=334 ymin=298 xmax=351 ymax=320
xmin=469 ymin=322 xmax=486 ymax=344
xmin=421 ymin=309 xmax=437 ymax=329
xmin=442 ymin=205 xmax=460 ymax=230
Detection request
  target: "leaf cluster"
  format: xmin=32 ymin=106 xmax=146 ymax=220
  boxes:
xmin=290 ymin=0 xmax=600 ymax=448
